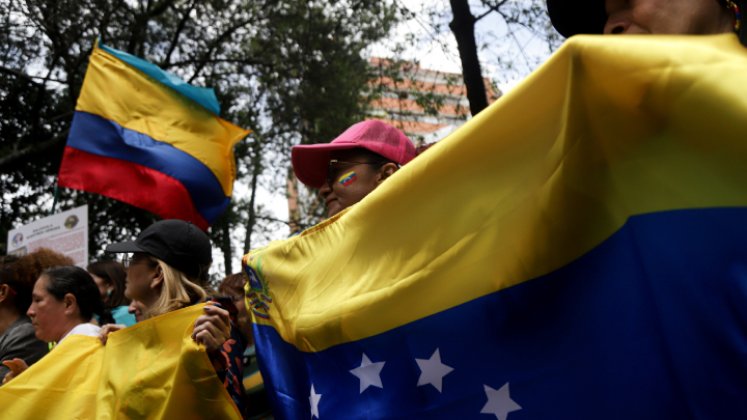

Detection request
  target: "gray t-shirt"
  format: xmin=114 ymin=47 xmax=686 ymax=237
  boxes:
xmin=0 ymin=316 xmax=48 ymax=378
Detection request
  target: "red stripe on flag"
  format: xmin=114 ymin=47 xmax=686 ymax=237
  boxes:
xmin=58 ymin=147 xmax=209 ymax=230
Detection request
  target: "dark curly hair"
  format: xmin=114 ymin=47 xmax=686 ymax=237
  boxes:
xmin=0 ymin=248 xmax=74 ymax=314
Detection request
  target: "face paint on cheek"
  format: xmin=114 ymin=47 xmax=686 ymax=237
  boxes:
xmin=338 ymin=171 xmax=357 ymax=187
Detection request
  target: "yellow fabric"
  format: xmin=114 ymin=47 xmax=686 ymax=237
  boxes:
xmin=243 ymin=34 xmax=747 ymax=352
xmin=0 ymin=304 xmax=240 ymax=419
xmin=76 ymin=46 xmax=249 ymax=196
xmin=243 ymin=370 xmax=264 ymax=391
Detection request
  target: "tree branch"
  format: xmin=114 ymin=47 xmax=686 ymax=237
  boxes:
xmin=161 ymin=0 xmax=197 ymax=67
xmin=0 ymin=66 xmax=44 ymax=87
xmin=0 ymin=130 xmax=69 ymax=169
xmin=165 ymin=57 xmax=265 ymax=68
xmin=187 ymin=18 xmax=254 ymax=83
xmin=475 ymin=0 xmax=509 ymax=21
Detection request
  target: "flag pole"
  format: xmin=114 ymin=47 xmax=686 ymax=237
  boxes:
xmin=51 ymin=182 xmax=59 ymax=215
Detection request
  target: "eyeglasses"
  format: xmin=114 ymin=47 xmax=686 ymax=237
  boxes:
xmin=326 ymin=159 xmax=387 ymax=186
xmin=122 ymin=253 xmax=157 ymax=269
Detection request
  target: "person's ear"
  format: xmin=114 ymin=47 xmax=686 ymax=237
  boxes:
xmin=0 ymin=284 xmax=10 ymax=303
xmin=150 ymin=264 xmax=164 ymax=289
xmin=376 ymin=163 xmax=398 ymax=185
xmin=63 ymin=293 xmax=77 ymax=315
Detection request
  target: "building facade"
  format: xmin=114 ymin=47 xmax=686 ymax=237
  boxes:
xmin=367 ymin=57 xmax=501 ymax=144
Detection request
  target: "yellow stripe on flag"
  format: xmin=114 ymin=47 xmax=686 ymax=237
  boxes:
xmin=244 ymin=34 xmax=747 ymax=352
xmin=76 ymin=46 xmax=249 ymax=196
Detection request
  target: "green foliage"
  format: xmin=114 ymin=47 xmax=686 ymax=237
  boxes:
xmin=0 ymin=0 xmax=402 ymax=275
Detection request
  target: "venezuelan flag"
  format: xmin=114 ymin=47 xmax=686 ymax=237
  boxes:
xmin=243 ymin=34 xmax=747 ymax=419
xmin=338 ymin=170 xmax=358 ymax=186
xmin=58 ymin=43 xmax=249 ymax=229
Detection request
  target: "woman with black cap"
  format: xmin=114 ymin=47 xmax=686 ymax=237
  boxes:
xmin=102 ymin=219 xmax=247 ymax=415
xmin=546 ymin=0 xmax=746 ymax=44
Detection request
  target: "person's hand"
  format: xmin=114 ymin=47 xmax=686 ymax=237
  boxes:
xmin=2 ymin=358 xmax=29 ymax=384
xmin=99 ymin=323 xmax=126 ymax=345
xmin=192 ymin=303 xmax=231 ymax=352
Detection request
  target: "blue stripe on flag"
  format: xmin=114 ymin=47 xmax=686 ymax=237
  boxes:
xmin=66 ymin=111 xmax=230 ymax=224
xmin=254 ymin=207 xmax=747 ymax=419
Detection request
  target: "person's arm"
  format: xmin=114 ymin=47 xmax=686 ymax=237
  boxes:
xmin=194 ymin=301 xmax=247 ymax=415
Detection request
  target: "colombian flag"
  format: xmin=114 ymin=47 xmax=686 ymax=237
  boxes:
xmin=58 ymin=42 xmax=249 ymax=230
xmin=243 ymin=35 xmax=747 ymax=419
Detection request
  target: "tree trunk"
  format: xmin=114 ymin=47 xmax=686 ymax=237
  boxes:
xmin=221 ymin=209 xmax=233 ymax=276
xmin=243 ymin=141 xmax=262 ymax=253
xmin=449 ymin=0 xmax=489 ymax=116
xmin=287 ymin=167 xmax=301 ymax=235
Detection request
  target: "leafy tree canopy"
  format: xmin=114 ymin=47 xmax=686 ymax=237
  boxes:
xmin=0 ymin=0 xmax=402 ymax=281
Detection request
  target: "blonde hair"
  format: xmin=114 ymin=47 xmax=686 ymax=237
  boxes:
xmin=145 ymin=259 xmax=207 ymax=319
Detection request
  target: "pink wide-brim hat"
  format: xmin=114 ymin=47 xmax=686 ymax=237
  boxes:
xmin=291 ymin=120 xmax=416 ymax=189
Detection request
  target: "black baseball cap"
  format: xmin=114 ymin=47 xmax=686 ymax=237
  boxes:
xmin=546 ymin=0 xmax=607 ymax=38
xmin=105 ymin=219 xmax=212 ymax=278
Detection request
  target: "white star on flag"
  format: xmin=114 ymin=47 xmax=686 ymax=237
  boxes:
xmin=309 ymin=384 xmax=322 ymax=419
xmin=349 ymin=353 xmax=386 ymax=393
xmin=415 ymin=348 xmax=454 ymax=392
xmin=481 ymin=382 xmax=522 ymax=420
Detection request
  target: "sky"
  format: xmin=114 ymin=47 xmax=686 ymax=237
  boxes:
xmin=368 ymin=0 xmax=559 ymax=93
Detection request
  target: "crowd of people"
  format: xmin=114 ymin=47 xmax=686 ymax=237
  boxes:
xmin=1 ymin=0 xmax=745 ymax=417
xmin=0 ymin=224 xmax=259 ymax=415
xmin=0 ymin=119 xmax=419 ymax=418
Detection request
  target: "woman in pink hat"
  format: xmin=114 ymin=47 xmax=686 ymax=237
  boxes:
xmin=292 ymin=120 xmax=417 ymax=218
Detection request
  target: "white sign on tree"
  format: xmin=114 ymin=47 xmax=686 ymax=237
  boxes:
xmin=7 ymin=205 xmax=88 ymax=268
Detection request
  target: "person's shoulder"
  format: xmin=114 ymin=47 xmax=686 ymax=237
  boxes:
xmin=1 ymin=317 xmax=36 ymax=342
xmin=0 ymin=317 xmax=47 ymax=362
xmin=68 ymin=322 xmax=102 ymax=338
